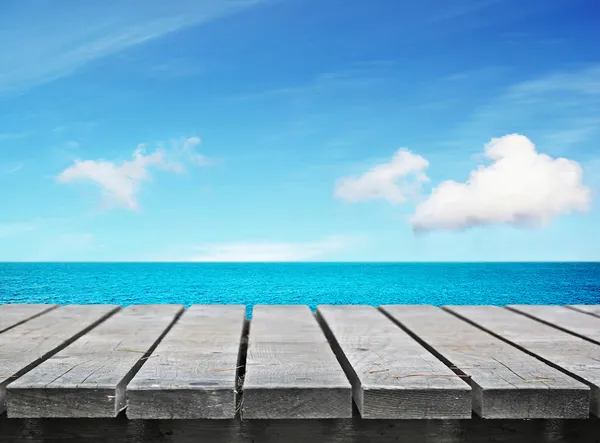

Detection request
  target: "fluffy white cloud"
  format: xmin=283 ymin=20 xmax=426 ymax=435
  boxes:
xmin=57 ymin=147 xmax=177 ymax=209
xmin=57 ymin=137 xmax=211 ymax=210
xmin=334 ymin=149 xmax=429 ymax=203
xmin=410 ymin=134 xmax=592 ymax=232
xmin=174 ymin=236 xmax=354 ymax=262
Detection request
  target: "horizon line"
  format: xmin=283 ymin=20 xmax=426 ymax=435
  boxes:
xmin=0 ymin=261 xmax=598 ymax=264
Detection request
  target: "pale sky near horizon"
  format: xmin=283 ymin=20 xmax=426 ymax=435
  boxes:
xmin=1 ymin=0 xmax=599 ymax=262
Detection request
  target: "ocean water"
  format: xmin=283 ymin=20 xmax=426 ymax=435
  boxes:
xmin=1 ymin=263 xmax=599 ymax=315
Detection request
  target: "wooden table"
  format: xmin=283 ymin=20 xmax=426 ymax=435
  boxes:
xmin=1 ymin=303 xmax=599 ymax=442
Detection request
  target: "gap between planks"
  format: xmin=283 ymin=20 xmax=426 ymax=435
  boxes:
xmin=506 ymin=305 xmax=600 ymax=346
xmin=444 ymin=306 xmax=600 ymax=417
xmin=316 ymin=305 xmax=471 ymax=420
xmin=0 ymin=304 xmax=59 ymax=334
xmin=3 ymin=304 xmax=599 ymax=421
xmin=380 ymin=305 xmax=590 ymax=419
xmin=126 ymin=305 xmax=248 ymax=420
xmin=0 ymin=305 xmax=122 ymax=414
xmin=7 ymin=305 xmax=184 ymax=418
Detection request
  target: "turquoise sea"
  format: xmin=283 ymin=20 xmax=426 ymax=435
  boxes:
xmin=0 ymin=263 xmax=599 ymax=314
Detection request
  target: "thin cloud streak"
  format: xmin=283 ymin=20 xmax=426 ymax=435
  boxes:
xmin=0 ymin=163 xmax=24 ymax=175
xmin=0 ymin=0 xmax=268 ymax=96
xmin=448 ymin=64 xmax=600 ymax=156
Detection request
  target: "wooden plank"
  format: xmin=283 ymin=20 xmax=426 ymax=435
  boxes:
xmin=0 ymin=304 xmax=119 ymax=413
xmin=0 ymin=304 xmax=57 ymax=333
xmin=242 ymin=305 xmax=352 ymax=419
xmin=7 ymin=304 xmax=182 ymax=418
xmin=317 ymin=305 xmax=471 ymax=419
xmin=381 ymin=305 xmax=589 ymax=419
xmin=568 ymin=305 xmax=600 ymax=318
xmin=508 ymin=305 xmax=600 ymax=345
xmin=127 ymin=305 xmax=246 ymax=419
xmin=446 ymin=305 xmax=600 ymax=417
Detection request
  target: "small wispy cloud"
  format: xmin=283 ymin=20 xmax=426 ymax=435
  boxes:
xmin=168 ymin=235 xmax=358 ymax=262
xmin=507 ymin=65 xmax=600 ymax=97
xmin=440 ymin=66 xmax=509 ymax=82
xmin=334 ymin=149 xmax=429 ymax=204
xmin=57 ymin=137 xmax=211 ymax=210
xmin=410 ymin=134 xmax=592 ymax=232
xmin=545 ymin=122 xmax=600 ymax=147
xmin=456 ymin=64 xmax=600 ymax=154
xmin=235 ymin=62 xmax=397 ymax=102
xmin=0 ymin=162 xmax=24 ymax=176
xmin=57 ymin=147 xmax=173 ymax=210
xmin=180 ymin=137 xmax=213 ymax=166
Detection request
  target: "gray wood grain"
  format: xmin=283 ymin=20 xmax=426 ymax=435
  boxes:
xmin=0 ymin=304 xmax=57 ymax=333
xmin=446 ymin=305 xmax=600 ymax=417
xmin=127 ymin=305 xmax=246 ymax=419
xmin=567 ymin=305 xmax=600 ymax=318
xmin=381 ymin=305 xmax=589 ymax=419
xmin=317 ymin=305 xmax=471 ymax=419
xmin=0 ymin=304 xmax=119 ymax=413
xmin=242 ymin=305 xmax=352 ymax=419
xmin=508 ymin=304 xmax=600 ymax=345
xmin=7 ymin=304 xmax=182 ymax=418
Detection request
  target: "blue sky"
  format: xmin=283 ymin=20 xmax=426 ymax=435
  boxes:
xmin=0 ymin=0 xmax=599 ymax=261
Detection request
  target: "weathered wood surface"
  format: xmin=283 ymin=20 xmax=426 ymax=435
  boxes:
xmin=1 ymin=303 xmax=600 ymax=424
xmin=6 ymin=305 xmax=182 ymax=418
xmin=242 ymin=305 xmax=352 ymax=419
xmin=0 ymin=304 xmax=57 ymax=333
xmin=446 ymin=305 xmax=600 ymax=417
xmin=127 ymin=305 xmax=246 ymax=419
xmin=380 ymin=305 xmax=590 ymax=419
xmin=508 ymin=304 xmax=600 ymax=345
xmin=317 ymin=305 xmax=471 ymax=419
xmin=0 ymin=305 xmax=119 ymax=413
xmin=1 ymin=417 xmax=599 ymax=443
xmin=568 ymin=305 xmax=600 ymax=318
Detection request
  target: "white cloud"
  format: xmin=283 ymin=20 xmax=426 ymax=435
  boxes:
xmin=57 ymin=137 xmax=212 ymax=210
xmin=181 ymin=136 xmax=213 ymax=166
xmin=410 ymin=134 xmax=592 ymax=232
xmin=173 ymin=235 xmax=355 ymax=262
xmin=58 ymin=147 xmax=177 ymax=210
xmin=334 ymin=149 xmax=429 ymax=203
